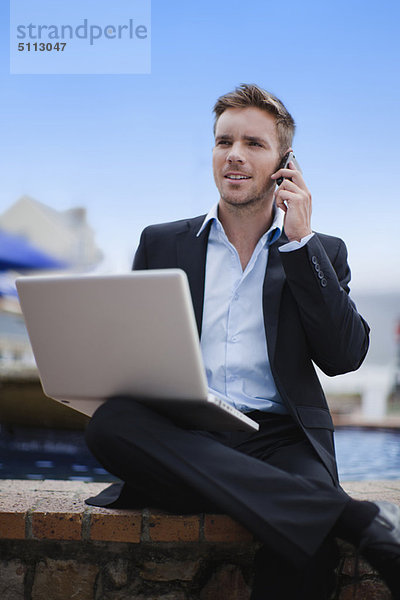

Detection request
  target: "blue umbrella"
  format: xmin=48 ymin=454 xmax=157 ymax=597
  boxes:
xmin=0 ymin=229 xmax=67 ymax=271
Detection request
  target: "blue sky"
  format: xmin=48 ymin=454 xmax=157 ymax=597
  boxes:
xmin=0 ymin=0 xmax=399 ymax=292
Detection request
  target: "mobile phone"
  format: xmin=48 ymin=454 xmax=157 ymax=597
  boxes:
xmin=276 ymin=151 xmax=302 ymax=186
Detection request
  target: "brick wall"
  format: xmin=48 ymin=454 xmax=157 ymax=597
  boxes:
xmin=1 ymin=479 xmax=399 ymax=599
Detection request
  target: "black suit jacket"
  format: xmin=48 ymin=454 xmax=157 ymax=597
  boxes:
xmin=132 ymin=215 xmax=370 ymax=485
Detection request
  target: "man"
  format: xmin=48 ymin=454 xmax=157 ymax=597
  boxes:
xmin=86 ymin=84 xmax=400 ymax=599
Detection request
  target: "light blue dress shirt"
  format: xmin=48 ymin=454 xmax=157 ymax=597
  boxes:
xmin=197 ymin=203 xmax=313 ymax=414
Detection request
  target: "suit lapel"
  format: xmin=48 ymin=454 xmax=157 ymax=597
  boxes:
xmin=176 ymin=217 xmax=211 ymax=336
xmin=262 ymin=236 xmax=287 ymax=362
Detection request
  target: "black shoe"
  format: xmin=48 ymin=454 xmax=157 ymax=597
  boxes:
xmin=359 ymin=501 xmax=400 ymax=599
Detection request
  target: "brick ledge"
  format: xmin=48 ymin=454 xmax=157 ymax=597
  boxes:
xmin=1 ymin=479 xmax=399 ymax=544
xmin=0 ymin=479 xmax=255 ymax=544
xmin=1 ymin=480 xmax=400 ymax=599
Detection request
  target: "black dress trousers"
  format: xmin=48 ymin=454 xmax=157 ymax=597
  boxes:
xmin=85 ymin=397 xmax=349 ymax=571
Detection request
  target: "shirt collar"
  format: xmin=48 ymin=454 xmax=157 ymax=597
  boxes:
xmin=196 ymin=202 xmax=284 ymax=245
xmin=197 ymin=203 xmax=219 ymax=237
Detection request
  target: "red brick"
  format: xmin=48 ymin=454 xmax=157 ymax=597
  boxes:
xmin=32 ymin=512 xmax=82 ymax=541
xmin=149 ymin=513 xmax=200 ymax=542
xmin=90 ymin=511 xmax=141 ymax=543
xmin=30 ymin=492 xmax=85 ymax=540
xmin=204 ymin=515 xmax=253 ymax=543
xmin=0 ymin=490 xmax=39 ymax=539
xmin=0 ymin=512 xmax=26 ymax=540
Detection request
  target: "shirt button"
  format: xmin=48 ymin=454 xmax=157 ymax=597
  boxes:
xmin=231 ymin=336 xmax=238 ymax=342
xmin=233 ymin=294 xmax=239 ymax=301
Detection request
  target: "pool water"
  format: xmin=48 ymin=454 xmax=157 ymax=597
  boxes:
xmin=0 ymin=427 xmax=117 ymax=483
xmin=0 ymin=426 xmax=399 ymax=482
xmin=334 ymin=428 xmax=400 ymax=481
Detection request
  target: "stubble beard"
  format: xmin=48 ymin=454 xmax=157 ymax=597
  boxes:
xmin=220 ymin=180 xmax=276 ymax=215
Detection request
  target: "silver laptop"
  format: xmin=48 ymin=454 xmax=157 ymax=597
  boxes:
xmin=16 ymin=270 xmax=259 ymax=432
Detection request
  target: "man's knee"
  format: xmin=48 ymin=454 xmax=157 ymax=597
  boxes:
xmin=85 ymin=396 xmax=130 ymax=454
xmin=84 ymin=396 xmax=153 ymax=455
xmin=85 ymin=403 xmax=110 ymax=455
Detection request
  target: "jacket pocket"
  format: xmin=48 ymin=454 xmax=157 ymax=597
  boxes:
xmin=297 ymin=405 xmax=334 ymax=431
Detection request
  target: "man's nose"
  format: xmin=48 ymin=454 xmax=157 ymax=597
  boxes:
xmin=227 ymin=143 xmax=245 ymax=163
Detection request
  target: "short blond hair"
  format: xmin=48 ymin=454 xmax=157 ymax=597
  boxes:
xmin=213 ymin=83 xmax=295 ymax=154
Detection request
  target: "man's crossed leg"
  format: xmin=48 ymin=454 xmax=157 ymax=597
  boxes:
xmin=85 ymin=397 xmax=400 ymax=599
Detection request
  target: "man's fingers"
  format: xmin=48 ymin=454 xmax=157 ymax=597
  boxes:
xmin=275 ymin=189 xmax=299 ymax=204
xmin=272 ymin=168 xmax=301 ymax=183
xmin=271 ymin=160 xmax=297 ymax=178
xmin=274 ymin=191 xmax=287 ymax=212
xmin=275 ymin=179 xmax=311 ymax=203
xmin=272 ymin=164 xmax=307 ymax=191
xmin=276 ymin=178 xmax=299 ymax=194
xmin=275 ymin=185 xmax=312 ymax=216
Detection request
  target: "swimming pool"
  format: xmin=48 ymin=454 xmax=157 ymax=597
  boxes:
xmin=0 ymin=426 xmax=117 ymax=483
xmin=0 ymin=426 xmax=399 ymax=482
xmin=334 ymin=427 xmax=400 ymax=480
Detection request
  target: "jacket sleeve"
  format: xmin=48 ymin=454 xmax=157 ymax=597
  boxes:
xmin=132 ymin=228 xmax=149 ymax=270
xmin=279 ymin=234 xmax=370 ymax=376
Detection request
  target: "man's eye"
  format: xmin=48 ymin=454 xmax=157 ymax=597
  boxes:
xmin=217 ymin=140 xmax=230 ymax=145
xmin=249 ymin=141 xmax=261 ymax=147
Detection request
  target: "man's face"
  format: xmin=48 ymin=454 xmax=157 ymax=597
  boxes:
xmin=212 ymin=107 xmax=282 ymax=211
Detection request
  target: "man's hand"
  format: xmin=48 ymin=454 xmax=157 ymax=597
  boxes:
xmin=271 ymin=161 xmax=312 ymax=242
